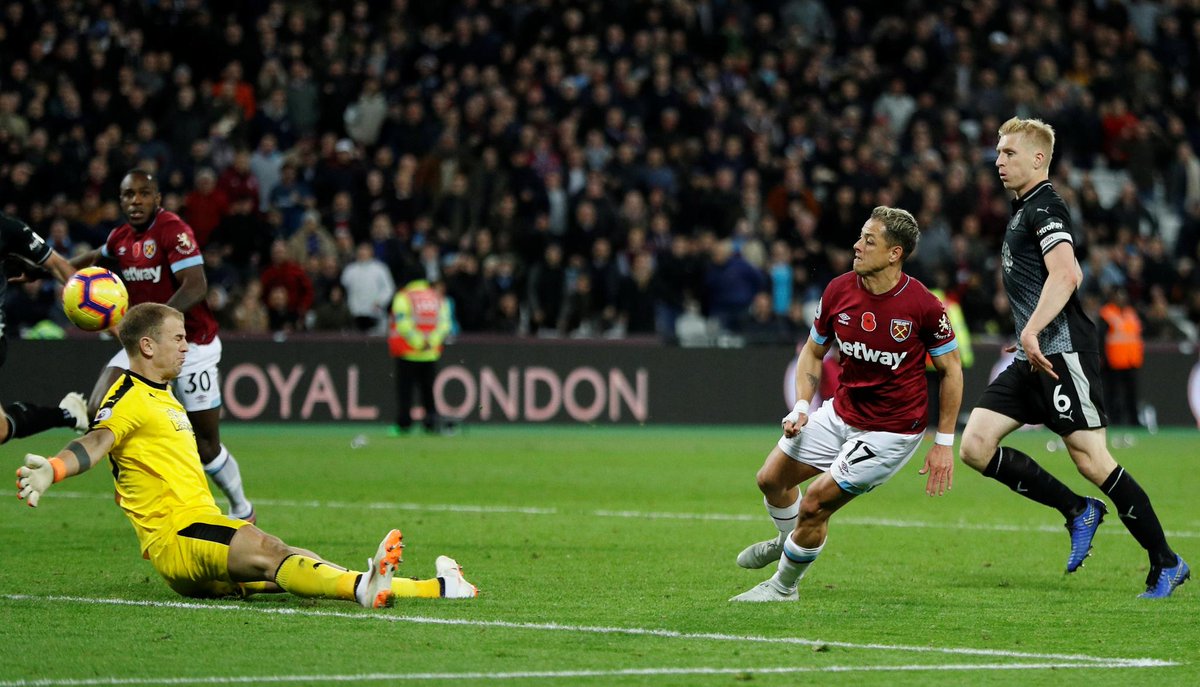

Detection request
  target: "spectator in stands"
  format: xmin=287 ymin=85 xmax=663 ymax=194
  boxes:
xmin=268 ymin=163 xmax=314 ymax=238
xmin=231 ymin=280 xmax=268 ymax=334
xmin=616 ymin=252 xmax=659 ymax=335
xmin=183 ymin=169 xmax=228 ymax=247
xmin=705 ymin=239 xmax=766 ymax=332
xmin=286 ymin=209 xmax=337 ymax=265
xmin=311 ymin=283 xmax=354 ymax=332
xmin=260 ymin=239 xmax=314 ymax=329
xmin=527 ymin=242 xmax=567 ymax=335
xmin=341 ymin=242 xmax=396 ymax=334
xmin=344 ymin=77 xmax=387 ymax=148
xmin=491 ymin=292 xmax=523 ymax=335
xmin=740 ymin=292 xmax=791 ymax=345
xmin=443 ymin=252 xmax=491 ymax=333
xmin=249 ymin=135 xmax=283 ymax=212
xmin=266 ymin=284 xmax=300 ymax=333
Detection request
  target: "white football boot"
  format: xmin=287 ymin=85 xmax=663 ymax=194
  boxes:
xmin=59 ymin=392 xmax=89 ymax=433
xmin=356 ymin=529 xmax=404 ymax=608
xmin=436 ymin=555 xmax=478 ymax=598
xmin=736 ymin=533 xmax=785 ymax=569
xmin=729 ymin=578 xmax=798 ymax=602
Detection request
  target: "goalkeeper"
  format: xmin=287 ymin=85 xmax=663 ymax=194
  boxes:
xmin=16 ymin=302 xmax=477 ymax=604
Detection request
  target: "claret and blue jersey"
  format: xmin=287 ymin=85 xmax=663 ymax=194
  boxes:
xmin=810 ymin=271 xmax=957 ymax=434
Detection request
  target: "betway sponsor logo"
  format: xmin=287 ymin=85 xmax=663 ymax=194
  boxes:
xmin=122 ymin=265 xmax=162 ymax=282
xmin=838 ymin=339 xmax=908 ymax=370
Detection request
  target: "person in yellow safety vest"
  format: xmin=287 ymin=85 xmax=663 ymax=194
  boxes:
xmin=928 ymin=288 xmax=974 ymax=370
xmin=388 ymin=271 xmax=451 ymax=435
xmin=1098 ymin=288 xmax=1144 ymax=427
xmin=926 ymin=287 xmax=973 ymax=429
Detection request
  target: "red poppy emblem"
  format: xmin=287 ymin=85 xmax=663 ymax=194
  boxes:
xmin=861 ymin=312 xmax=876 ymax=332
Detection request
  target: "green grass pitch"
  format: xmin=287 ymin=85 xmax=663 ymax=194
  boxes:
xmin=2 ymin=424 xmax=1197 ymax=686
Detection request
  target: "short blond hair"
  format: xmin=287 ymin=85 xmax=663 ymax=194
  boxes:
xmin=998 ymin=117 xmax=1056 ymax=165
xmin=118 ymin=302 xmax=183 ymax=355
xmin=871 ymin=206 xmax=920 ymax=260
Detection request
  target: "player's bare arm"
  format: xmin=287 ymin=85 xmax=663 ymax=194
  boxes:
xmin=42 ymin=251 xmax=77 ymax=284
xmin=783 ymin=337 xmax=830 ymax=438
xmin=1019 ymin=242 xmax=1081 ymax=379
xmin=168 ymin=264 xmax=209 ymax=313
xmin=69 ymin=247 xmax=102 ymax=270
xmin=920 ymin=349 xmax=962 ymax=497
xmin=16 ymin=429 xmax=116 ymax=507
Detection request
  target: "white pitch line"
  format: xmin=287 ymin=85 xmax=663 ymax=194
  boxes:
xmin=48 ymin=491 xmax=1200 ymax=539
xmin=0 ymin=661 xmax=1179 ymax=687
xmin=1 ymin=595 xmax=1174 ymax=668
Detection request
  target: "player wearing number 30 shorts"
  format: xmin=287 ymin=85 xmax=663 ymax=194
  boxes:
xmin=72 ymin=170 xmax=256 ymax=523
xmin=731 ymin=207 xmax=963 ymax=602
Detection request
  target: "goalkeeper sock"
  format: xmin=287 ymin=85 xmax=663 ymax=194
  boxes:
xmin=773 ymin=536 xmax=824 ymax=590
xmin=392 ymin=577 xmax=441 ymax=598
xmin=983 ymin=447 xmax=1086 ymax=519
xmin=1102 ymin=466 xmax=1177 ymax=567
xmin=274 ymin=554 xmax=359 ymax=600
xmin=4 ymin=402 xmax=74 ymax=441
xmin=204 ymin=444 xmax=254 ymax=519
xmin=766 ymin=494 xmax=800 ymax=536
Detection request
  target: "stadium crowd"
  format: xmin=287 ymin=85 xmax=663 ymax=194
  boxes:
xmin=2 ymin=0 xmax=1200 ymax=345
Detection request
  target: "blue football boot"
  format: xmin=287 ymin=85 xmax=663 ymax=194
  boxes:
xmin=1139 ymin=556 xmax=1190 ymax=599
xmin=1065 ymin=497 xmax=1107 ymax=573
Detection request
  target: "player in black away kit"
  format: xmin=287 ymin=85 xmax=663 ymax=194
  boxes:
xmin=0 ymin=211 xmax=88 ymax=443
xmin=959 ymin=117 xmax=1188 ymax=599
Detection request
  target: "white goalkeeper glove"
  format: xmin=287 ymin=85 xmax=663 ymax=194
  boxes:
xmin=16 ymin=454 xmax=55 ymax=508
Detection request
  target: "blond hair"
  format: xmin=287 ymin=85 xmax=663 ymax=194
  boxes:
xmin=998 ymin=117 xmax=1056 ymax=165
xmin=118 ymin=302 xmax=183 ymax=355
xmin=870 ymin=206 xmax=920 ymax=260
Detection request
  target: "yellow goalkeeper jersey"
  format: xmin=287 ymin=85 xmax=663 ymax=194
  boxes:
xmin=93 ymin=370 xmax=221 ymax=556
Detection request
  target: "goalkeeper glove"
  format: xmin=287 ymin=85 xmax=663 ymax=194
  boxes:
xmin=16 ymin=454 xmax=58 ymax=507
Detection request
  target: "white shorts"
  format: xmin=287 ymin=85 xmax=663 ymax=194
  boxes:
xmin=777 ymin=403 xmax=924 ymax=495
xmin=107 ymin=336 xmax=223 ymax=412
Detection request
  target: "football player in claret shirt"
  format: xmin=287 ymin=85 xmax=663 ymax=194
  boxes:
xmin=72 ymin=169 xmax=255 ymax=522
xmin=731 ymin=206 xmax=962 ymax=602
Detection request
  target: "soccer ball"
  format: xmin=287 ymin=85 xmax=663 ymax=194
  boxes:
xmin=63 ymin=267 xmax=129 ymax=331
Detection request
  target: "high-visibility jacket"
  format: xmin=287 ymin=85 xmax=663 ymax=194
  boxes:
xmin=1099 ymin=303 xmax=1143 ymax=370
xmin=926 ymin=289 xmax=973 ymax=370
xmin=388 ymin=280 xmax=451 ymax=361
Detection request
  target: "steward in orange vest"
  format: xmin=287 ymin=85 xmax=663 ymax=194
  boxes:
xmin=1099 ymin=301 xmax=1143 ymax=370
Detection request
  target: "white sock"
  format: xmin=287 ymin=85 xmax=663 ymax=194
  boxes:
xmin=766 ymin=494 xmax=800 ymax=537
xmin=772 ymin=536 xmax=824 ymax=590
xmin=204 ymin=444 xmax=253 ymax=519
